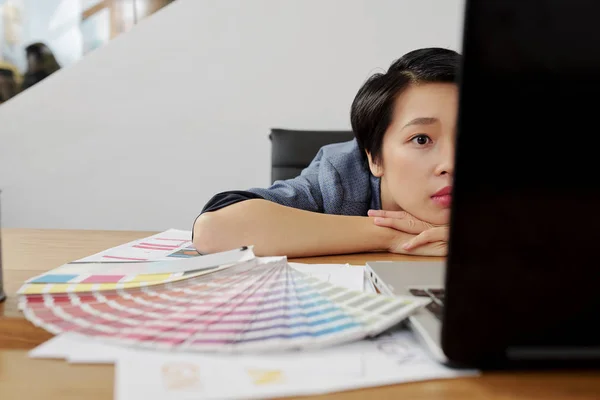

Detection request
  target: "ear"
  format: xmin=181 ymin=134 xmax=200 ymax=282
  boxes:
xmin=366 ymin=151 xmax=384 ymax=177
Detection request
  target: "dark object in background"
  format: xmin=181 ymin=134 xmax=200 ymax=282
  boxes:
xmin=0 ymin=68 xmax=18 ymax=104
xmin=21 ymin=42 xmax=61 ymax=91
xmin=269 ymin=128 xmax=354 ymax=183
xmin=439 ymin=0 xmax=600 ymax=369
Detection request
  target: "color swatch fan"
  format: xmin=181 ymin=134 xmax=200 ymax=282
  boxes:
xmin=19 ymin=258 xmax=429 ymax=353
xmin=17 ymin=246 xmax=254 ymax=296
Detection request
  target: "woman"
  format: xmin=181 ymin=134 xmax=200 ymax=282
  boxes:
xmin=193 ymin=47 xmax=461 ymax=258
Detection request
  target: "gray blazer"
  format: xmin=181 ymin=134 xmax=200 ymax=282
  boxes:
xmin=246 ymin=139 xmax=382 ymax=215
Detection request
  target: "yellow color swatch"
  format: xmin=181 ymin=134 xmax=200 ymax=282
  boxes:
xmin=129 ymin=273 xmax=173 ymax=282
xmin=247 ymin=369 xmax=285 ymax=385
xmin=46 ymin=283 xmax=76 ymax=293
xmin=95 ymin=283 xmax=118 ymax=291
xmin=22 ymin=284 xmax=51 ymax=295
xmin=62 ymin=283 xmax=95 ymax=293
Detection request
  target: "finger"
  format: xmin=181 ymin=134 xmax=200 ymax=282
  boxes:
xmin=368 ymin=209 xmax=448 ymax=230
xmin=407 ymin=241 xmax=448 ymax=257
xmin=390 ymin=235 xmax=447 ymax=256
xmin=368 ymin=209 xmax=411 ymax=219
xmin=402 ymin=227 xmax=448 ymax=250
xmin=368 ymin=210 xmax=435 ymax=233
xmin=372 ymin=216 xmax=428 ymax=235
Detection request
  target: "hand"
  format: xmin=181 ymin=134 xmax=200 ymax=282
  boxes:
xmin=400 ymin=226 xmax=449 ymax=256
xmin=367 ymin=210 xmax=435 ymax=234
xmin=368 ymin=210 xmax=449 ymax=256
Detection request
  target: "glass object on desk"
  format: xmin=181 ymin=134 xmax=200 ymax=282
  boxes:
xmin=0 ymin=192 xmax=5 ymax=302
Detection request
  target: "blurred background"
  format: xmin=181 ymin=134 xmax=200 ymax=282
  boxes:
xmin=0 ymin=0 xmax=175 ymax=104
xmin=0 ymin=0 xmax=463 ymax=231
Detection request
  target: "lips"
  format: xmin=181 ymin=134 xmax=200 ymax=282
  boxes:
xmin=431 ymin=186 xmax=452 ymax=208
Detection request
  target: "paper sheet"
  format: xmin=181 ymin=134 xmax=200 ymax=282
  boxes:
xmin=73 ymin=229 xmax=198 ymax=262
xmin=26 ymin=246 xmax=256 ymax=281
xmin=114 ymin=327 xmax=478 ymax=400
xmin=288 ymin=262 xmax=365 ymax=293
xmin=29 ymin=332 xmax=120 ymax=364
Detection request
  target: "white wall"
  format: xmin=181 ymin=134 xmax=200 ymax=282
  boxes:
xmin=0 ymin=0 xmax=465 ymax=231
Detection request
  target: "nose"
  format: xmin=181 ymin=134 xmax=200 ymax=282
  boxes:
xmin=434 ymin=137 xmax=455 ymax=176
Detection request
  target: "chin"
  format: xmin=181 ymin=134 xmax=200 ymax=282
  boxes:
xmin=435 ymin=210 xmax=452 ymax=225
xmin=420 ymin=209 xmax=451 ymax=226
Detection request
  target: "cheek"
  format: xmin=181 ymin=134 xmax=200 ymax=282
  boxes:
xmin=428 ymin=210 xmax=452 ymax=226
xmin=384 ymin=149 xmax=428 ymax=192
xmin=382 ymin=148 xmax=449 ymax=224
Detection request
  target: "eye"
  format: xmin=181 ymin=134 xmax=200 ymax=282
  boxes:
xmin=410 ymin=134 xmax=432 ymax=146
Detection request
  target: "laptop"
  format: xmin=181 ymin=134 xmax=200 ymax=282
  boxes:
xmin=367 ymin=0 xmax=600 ymax=370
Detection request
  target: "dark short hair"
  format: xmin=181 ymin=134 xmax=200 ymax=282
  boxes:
xmin=350 ymin=47 xmax=461 ymax=165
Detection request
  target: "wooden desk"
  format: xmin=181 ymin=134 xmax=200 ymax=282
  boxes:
xmin=1 ymin=229 xmax=599 ymax=399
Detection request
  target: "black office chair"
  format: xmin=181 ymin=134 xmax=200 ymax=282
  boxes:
xmin=269 ymin=128 xmax=355 ymax=183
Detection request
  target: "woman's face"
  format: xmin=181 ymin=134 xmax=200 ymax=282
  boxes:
xmin=367 ymin=82 xmax=458 ymax=225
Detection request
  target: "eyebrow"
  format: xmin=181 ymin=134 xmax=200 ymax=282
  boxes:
xmin=402 ymin=117 xmax=439 ymax=130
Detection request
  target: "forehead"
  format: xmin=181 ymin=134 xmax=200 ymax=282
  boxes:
xmin=392 ymin=83 xmax=458 ymax=126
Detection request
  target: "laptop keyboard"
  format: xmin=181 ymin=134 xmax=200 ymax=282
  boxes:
xmin=409 ymin=288 xmax=445 ymax=321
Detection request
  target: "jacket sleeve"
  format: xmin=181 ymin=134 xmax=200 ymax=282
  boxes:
xmin=200 ymin=147 xmax=330 ymax=216
xmin=245 ymin=148 xmax=328 ymax=213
